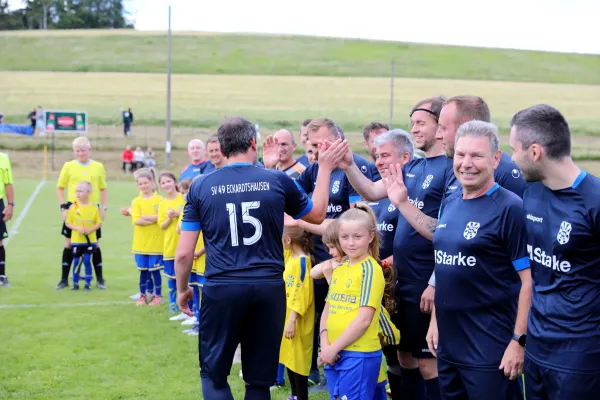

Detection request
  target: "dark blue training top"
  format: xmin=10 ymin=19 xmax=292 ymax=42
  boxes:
xmin=296 ymin=154 xmax=310 ymax=167
xmin=434 ymin=184 xmax=529 ymax=368
xmin=295 ymin=154 xmax=372 ymax=263
xmin=524 ymin=171 xmax=600 ymax=373
xmin=368 ymin=197 xmax=399 ymax=260
xmin=180 ymin=160 xmax=215 ymax=181
xmin=182 ymin=162 xmax=313 ymax=281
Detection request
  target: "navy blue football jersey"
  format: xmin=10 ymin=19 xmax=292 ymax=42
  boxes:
xmin=367 ymin=198 xmax=399 ymax=260
xmin=182 ymin=162 xmax=313 ymax=280
xmin=394 ymin=155 xmax=451 ymax=284
xmin=296 ymin=153 xmax=310 ymax=167
xmin=180 ymin=160 xmax=215 ymax=181
xmin=434 ymin=184 xmax=529 ymax=367
xmin=444 ymin=152 xmax=526 ymax=199
xmin=296 ymin=154 xmax=372 ymax=263
xmin=524 ymin=171 xmax=600 ymax=373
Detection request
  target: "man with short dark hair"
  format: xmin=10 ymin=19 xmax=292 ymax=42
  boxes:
xmin=207 ymin=135 xmax=226 ymax=170
xmin=175 ymin=117 xmax=340 ymax=400
xmin=297 ymin=119 xmax=312 ymax=167
xmin=363 ymin=121 xmax=389 ymax=180
xmin=509 ymin=104 xmax=600 ymax=399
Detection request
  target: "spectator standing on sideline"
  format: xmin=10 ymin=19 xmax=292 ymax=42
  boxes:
xmin=122 ymin=108 xmax=134 ymax=136
xmin=0 ymin=151 xmax=15 ymax=286
xmin=175 ymin=117 xmax=340 ymax=399
xmin=133 ymin=146 xmax=145 ymax=171
xmin=145 ymin=147 xmax=156 ymax=168
xmin=206 ymin=135 xmax=226 ymax=170
xmin=122 ymin=145 xmax=133 ymax=173
xmin=180 ymin=139 xmax=214 ymax=180
xmin=272 ymin=129 xmax=305 ymax=180
xmin=56 ymin=137 xmax=108 ymax=290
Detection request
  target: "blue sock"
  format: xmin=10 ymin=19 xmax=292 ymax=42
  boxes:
xmin=201 ymin=377 xmax=234 ymax=400
xmin=193 ymin=286 xmax=200 ymax=321
xmin=425 ymin=377 xmax=441 ymax=400
xmin=168 ymin=278 xmax=177 ymax=306
xmin=146 ymin=273 xmax=154 ymax=293
xmin=83 ymin=253 xmax=93 ymax=286
xmin=139 ymin=270 xmax=149 ymax=295
xmin=402 ymin=368 xmax=426 ymax=400
xmin=72 ymin=256 xmax=83 ymax=285
xmin=276 ymin=363 xmax=285 ymax=386
xmin=151 ymin=270 xmax=162 ymax=296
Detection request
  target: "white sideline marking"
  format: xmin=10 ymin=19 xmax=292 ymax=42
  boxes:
xmin=0 ymin=301 xmax=132 ymax=309
xmin=4 ymin=180 xmax=46 ymax=245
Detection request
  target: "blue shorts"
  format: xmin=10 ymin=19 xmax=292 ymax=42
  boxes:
xmin=163 ymin=260 xmax=175 ymax=278
xmin=197 ymin=275 xmax=205 ymax=288
xmin=393 ymin=282 xmax=433 ymax=359
xmin=438 ymin=357 xmax=522 ymax=400
xmin=134 ymin=254 xmax=162 ymax=271
xmin=525 ymin=355 xmax=600 ymax=399
xmin=374 ymin=381 xmax=387 ymax=400
xmin=323 ymin=350 xmax=381 ymax=400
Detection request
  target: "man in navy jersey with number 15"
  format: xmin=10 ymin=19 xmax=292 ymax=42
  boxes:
xmin=509 ymin=105 xmax=600 ymax=399
xmin=175 ymin=117 xmax=341 ymax=400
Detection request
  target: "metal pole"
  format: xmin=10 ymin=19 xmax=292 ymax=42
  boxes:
xmin=389 ymin=59 xmax=395 ymax=128
xmin=165 ymin=2 xmax=172 ymax=165
xmin=51 ymin=130 xmax=55 ymax=171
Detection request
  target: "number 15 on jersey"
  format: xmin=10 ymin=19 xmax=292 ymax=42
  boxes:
xmin=226 ymin=201 xmax=263 ymax=246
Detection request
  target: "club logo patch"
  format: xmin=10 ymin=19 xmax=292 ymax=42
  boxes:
xmin=422 ymin=174 xmax=434 ymax=189
xmin=463 ymin=221 xmax=480 ymax=240
xmin=557 ymin=221 xmax=572 ymax=245
xmin=512 ymin=169 xmax=521 ymax=178
xmin=388 ymin=203 xmax=396 ymax=212
xmin=332 ymin=180 xmax=340 ymax=194
xmin=360 ymin=165 xmax=368 ymax=174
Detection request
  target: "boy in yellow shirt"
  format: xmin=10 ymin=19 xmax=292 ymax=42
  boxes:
xmin=65 ymin=181 xmax=102 ymax=291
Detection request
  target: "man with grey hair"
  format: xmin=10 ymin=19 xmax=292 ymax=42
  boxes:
xmin=180 ymin=138 xmax=215 ymax=180
xmin=509 ymin=105 xmax=600 ymax=399
xmin=385 ymin=120 xmax=531 ymax=399
xmin=271 ymin=129 xmax=305 ymax=180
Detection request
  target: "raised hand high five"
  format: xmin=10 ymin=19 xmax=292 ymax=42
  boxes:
xmin=262 ymin=135 xmax=279 ymax=169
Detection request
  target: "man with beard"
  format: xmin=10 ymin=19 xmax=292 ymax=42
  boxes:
xmin=509 ymin=104 xmax=600 ymax=399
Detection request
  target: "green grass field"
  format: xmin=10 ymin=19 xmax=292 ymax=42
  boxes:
xmin=0 ymin=179 xmax=331 ymax=400
xmin=1 ymin=30 xmax=599 ymax=84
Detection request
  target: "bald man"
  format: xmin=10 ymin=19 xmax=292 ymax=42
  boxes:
xmin=274 ymin=129 xmax=305 ymax=180
xmin=180 ymin=139 xmax=215 ymax=180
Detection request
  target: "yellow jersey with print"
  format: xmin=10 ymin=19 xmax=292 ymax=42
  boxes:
xmin=66 ymin=202 xmax=102 ymax=244
xmin=0 ymin=152 xmax=14 ymax=200
xmin=57 ymin=160 xmax=107 ymax=204
xmin=326 ymin=255 xmax=385 ymax=352
xmin=378 ymin=306 xmax=401 ymax=383
xmin=158 ymin=194 xmax=186 ymax=260
xmin=279 ymin=255 xmax=315 ymax=376
xmin=131 ymin=193 xmax=164 ymax=255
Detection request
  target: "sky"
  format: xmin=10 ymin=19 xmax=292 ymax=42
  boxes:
xmin=9 ymin=0 xmax=600 ymax=55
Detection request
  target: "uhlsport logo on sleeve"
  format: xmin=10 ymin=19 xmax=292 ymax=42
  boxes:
xmin=331 ymin=180 xmax=340 ymax=194
xmin=388 ymin=203 xmax=396 ymax=212
xmin=512 ymin=168 xmax=521 ymax=178
xmin=422 ymin=174 xmax=434 ymax=189
xmin=557 ymin=221 xmax=572 ymax=245
xmin=463 ymin=221 xmax=480 ymax=240
xmin=360 ymin=165 xmax=368 ymax=174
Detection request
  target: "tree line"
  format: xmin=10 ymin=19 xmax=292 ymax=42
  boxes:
xmin=0 ymin=0 xmax=133 ymax=30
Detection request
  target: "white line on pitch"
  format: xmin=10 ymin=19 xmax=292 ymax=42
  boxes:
xmin=4 ymin=180 xmax=46 ymax=245
xmin=0 ymin=301 xmax=133 ymax=309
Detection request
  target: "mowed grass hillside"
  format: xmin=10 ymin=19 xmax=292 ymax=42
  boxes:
xmin=2 ymin=71 xmax=600 ymax=135
xmin=1 ymin=30 xmax=600 ymax=84
xmin=0 ymin=179 xmax=330 ymax=400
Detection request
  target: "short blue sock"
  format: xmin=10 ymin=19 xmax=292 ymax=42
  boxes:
xmin=151 ymin=270 xmax=162 ymax=296
xmin=425 ymin=377 xmax=441 ymax=400
xmin=276 ymin=363 xmax=285 ymax=386
xmin=193 ymin=286 xmax=200 ymax=321
xmin=402 ymin=368 xmax=426 ymax=400
xmin=201 ymin=377 xmax=234 ymax=400
xmin=139 ymin=270 xmax=149 ymax=294
xmin=168 ymin=278 xmax=177 ymax=306
xmin=83 ymin=253 xmax=93 ymax=286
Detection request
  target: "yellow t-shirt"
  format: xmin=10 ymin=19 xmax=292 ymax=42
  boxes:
xmin=66 ymin=202 xmax=102 ymax=244
xmin=158 ymin=194 xmax=186 ymax=260
xmin=326 ymin=255 xmax=385 ymax=353
xmin=57 ymin=160 xmax=107 ymax=204
xmin=193 ymin=233 xmax=206 ymax=276
xmin=131 ymin=193 xmax=164 ymax=255
xmin=0 ymin=153 xmax=14 ymax=200
xmin=378 ymin=306 xmax=401 ymax=383
xmin=279 ymin=255 xmax=315 ymax=376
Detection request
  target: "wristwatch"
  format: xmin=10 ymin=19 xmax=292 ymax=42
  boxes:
xmin=512 ymin=333 xmax=526 ymax=347
xmin=7 ymin=202 xmax=15 ymax=207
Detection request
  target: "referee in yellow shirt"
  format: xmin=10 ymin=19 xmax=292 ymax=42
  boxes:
xmin=0 ymin=152 xmax=14 ymax=286
xmin=56 ymin=137 xmax=108 ymax=290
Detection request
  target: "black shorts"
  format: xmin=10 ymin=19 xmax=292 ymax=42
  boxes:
xmin=61 ymin=202 xmax=102 ymax=240
xmin=392 ymin=281 xmax=434 ymax=359
xmin=0 ymin=199 xmax=7 ymax=241
xmin=199 ymin=279 xmax=286 ymax=388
